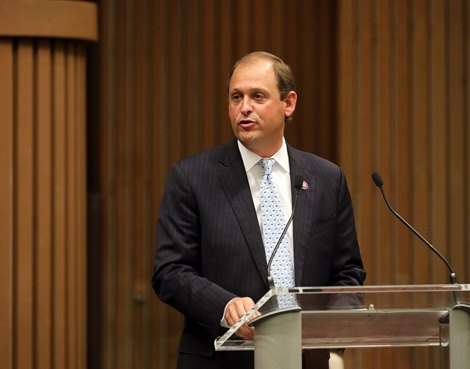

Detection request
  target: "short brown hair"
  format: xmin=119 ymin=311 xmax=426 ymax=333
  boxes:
xmin=227 ymin=51 xmax=296 ymax=100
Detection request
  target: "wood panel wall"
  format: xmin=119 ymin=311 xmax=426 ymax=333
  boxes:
xmin=86 ymin=1 xmax=469 ymax=369
xmin=0 ymin=1 xmax=96 ymax=369
xmin=338 ymin=0 xmax=470 ymax=368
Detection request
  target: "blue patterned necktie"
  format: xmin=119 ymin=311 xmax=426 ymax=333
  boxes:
xmin=259 ymin=159 xmax=296 ymax=301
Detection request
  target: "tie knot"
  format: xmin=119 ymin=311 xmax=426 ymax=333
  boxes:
xmin=259 ymin=158 xmax=276 ymax=176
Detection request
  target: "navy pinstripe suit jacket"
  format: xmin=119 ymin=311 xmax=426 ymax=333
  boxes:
xmin=152 ymin=139 xmax=366 ymax=368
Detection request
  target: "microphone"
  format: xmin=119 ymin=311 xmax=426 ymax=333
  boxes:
xmin=371 ymin=172 xmax=459 ymax=287
xmin=267 ymin=175 xmax=304 ymax=289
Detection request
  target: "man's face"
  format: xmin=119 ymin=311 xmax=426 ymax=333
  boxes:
xmin=228 ymin=59 xmax=296 ymax=157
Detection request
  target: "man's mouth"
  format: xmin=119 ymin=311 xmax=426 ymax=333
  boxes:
xmin=239 ymin=119 xmax=256 ymax=128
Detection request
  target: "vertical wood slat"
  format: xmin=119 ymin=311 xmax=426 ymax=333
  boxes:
xmin=376 ymin=0 xmax=393 ymax=285
xmin=216 ymin=1 xmax=233 ymax=145
xmin=36 ymin=39 xmax=52 ymax=369
xmin=448 ymin=0 xmax=466 ymax=277
xmin=185 ymin=0 xmax=201 ymax=156
xmin=411 ymin=0 xmax=431 ymax=290
xmin=167 ymin=1 xmax=184 ymax=163
xmin=430 ymin=0 xmax=448 ymax=285
xmin=16 ymin=39 xmax=35 ymax=369
xmin=132 ymin=1 xmax=147 ymax=368
xmin=76 ymin=44 xmax=88 ymax=369
xmin=0 ymin=39 xmax=14 ymax=369
xmin=337 ymin=0 xmax=355 ymax=176
xmin=53 ymin=40 xmax=67 ymax=369
xmin=467 ymin=0 xmax=470 ymax=278
xmin=393 ymin=0 xmax=414 ymax=289
xmin=201 ymin=0 xmax=217 ymax=149
xmin=115 ymin=2 xmax=132 ymax=367
xmin=356 ymin=0 xmax=375 ymax=288
xmin=67 ymin=42 xmax=80 ymax=369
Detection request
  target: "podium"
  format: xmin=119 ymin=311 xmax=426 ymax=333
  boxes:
xmin=214 ymin=284 xmax=470 ymax=369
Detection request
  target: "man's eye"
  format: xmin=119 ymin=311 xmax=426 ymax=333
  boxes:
xmin=231 ymin=94 xmax=241 ymax=102
xmin=253 ymin=93 xmax=265 ymax=101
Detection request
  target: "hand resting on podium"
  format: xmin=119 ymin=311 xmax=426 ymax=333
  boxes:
xmin=224 ymin=296 xmax=261 ymax=340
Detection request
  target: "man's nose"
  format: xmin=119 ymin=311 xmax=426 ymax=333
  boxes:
xmin=240 ymin=96 xmax=253 ymax=114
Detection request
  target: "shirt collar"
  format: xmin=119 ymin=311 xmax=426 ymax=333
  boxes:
xmin=237 ymin=139 xmax=290 ymax=173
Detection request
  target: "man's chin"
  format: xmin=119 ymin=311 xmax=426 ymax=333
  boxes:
xmin=236 ymin=132 xmax=257 ymax=145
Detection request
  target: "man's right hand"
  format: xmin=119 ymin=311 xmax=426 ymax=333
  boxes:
xmin=224 ymin=297 xmax=260 ymax=340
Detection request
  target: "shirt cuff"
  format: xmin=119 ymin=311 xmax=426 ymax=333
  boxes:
xmin=220 ymin=297 xmax=237 ymax=328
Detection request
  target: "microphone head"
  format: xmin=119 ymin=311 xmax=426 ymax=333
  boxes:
xmin=294 ymin=175 xmax=304 ymax=190
xmin=371 ymin=172 xmax=383 ymax=187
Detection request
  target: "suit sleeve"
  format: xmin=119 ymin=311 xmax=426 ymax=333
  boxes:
xmin=151 ymin=164 xmax=236 ymax=337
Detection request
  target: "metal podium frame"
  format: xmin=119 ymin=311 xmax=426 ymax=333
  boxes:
xmin=214 ymin=284 xmax=470 ymax=369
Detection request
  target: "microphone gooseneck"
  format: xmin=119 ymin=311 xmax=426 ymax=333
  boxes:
xmin=371 ymin=172 xmax=459 ymax=286
xmin=266 ymin=175 xmax=304 ymax=289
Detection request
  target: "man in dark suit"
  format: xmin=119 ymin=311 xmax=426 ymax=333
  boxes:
xmin=152 ymin=51 xmax=366 ymax=369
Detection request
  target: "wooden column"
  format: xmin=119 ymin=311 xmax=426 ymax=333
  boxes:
xmin=0 ymin=1 xmax=96 ymax=369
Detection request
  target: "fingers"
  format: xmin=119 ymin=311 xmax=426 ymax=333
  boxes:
xmin=237 ymin=324 xmax=255 ymax=340
xmin=224 ymin=297 xmax=257 ymax=340
xmin=225 ymin=297 xmax=255 ymax=325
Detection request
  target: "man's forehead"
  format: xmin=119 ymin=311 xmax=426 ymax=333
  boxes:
xmin=235 ymin=58 xmax=273 ymax=73
xmin=230 ymin=60 xmax=276 ymax=89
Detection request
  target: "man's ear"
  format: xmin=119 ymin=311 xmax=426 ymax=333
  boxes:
xmin=284 ymin=91 xmax=297 ymax=119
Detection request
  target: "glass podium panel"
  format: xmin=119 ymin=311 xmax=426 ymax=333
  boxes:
xmin=214 ymin=284 xmax=470 ymax=351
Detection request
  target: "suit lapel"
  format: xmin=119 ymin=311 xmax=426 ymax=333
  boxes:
xmin=216 ymin=141 xmax=269 ymax=288
xmin=288 ymin=146 xmax=316 ymax=285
